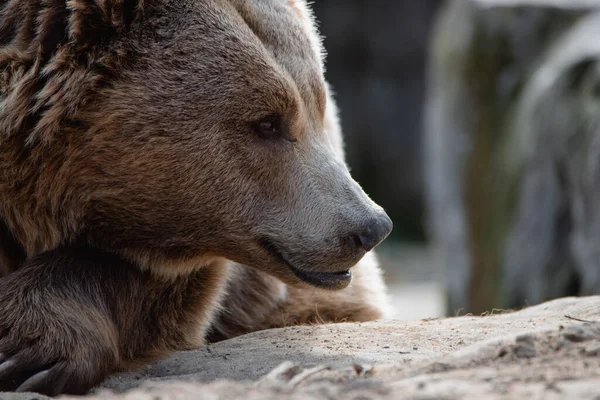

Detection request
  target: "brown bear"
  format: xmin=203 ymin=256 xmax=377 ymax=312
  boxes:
xmin=0 ymin=0 xmax=393 ymax=396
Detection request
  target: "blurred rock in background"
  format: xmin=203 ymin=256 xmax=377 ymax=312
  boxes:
xmin=504 ymin=11 xmax=600 ymax=308
xmin=425 ymin=0 xmax=600 ymax=315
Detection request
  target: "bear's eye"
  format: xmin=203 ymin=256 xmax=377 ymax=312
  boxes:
xmin=254 ymin=115 xmax=296 ymax=142
xmin=258 ymin=119 xmax=279 ymax=139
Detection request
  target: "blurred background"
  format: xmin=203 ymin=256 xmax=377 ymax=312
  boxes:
xmin=312 ymin=0 xmax=600 ymax=319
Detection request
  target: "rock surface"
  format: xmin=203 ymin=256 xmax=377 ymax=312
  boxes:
xmin=3 ymin=296 xmax=600 ymax=399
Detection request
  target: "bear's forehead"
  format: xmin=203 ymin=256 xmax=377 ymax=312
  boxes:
xmin=182 ymin=0 xmax=327 ymax=116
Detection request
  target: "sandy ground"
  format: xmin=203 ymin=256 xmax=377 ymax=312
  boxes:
xmin=1 ymin=296 xmax=593 ymax=400
xmin=3 ymin=249 xmax=598 ymax=400
xmin=85 ymin=296 xmax=600 ymax=399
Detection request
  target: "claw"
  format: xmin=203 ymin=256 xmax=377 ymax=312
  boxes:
xmin=0 ymin=359 xmax=17 ymax=379
xmin=17 ymin=369 xmax=50 ymax=394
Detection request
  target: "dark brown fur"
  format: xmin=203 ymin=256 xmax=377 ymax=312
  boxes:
xmin=0 ymin=0 xmax=391 ymax=395
xmin=0 ymin=246 xmax=226 ymax=395
xmin=0 ymin=218 xmax=24 ymax=276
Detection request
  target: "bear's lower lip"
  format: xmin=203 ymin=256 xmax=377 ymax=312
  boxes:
xmin=288 ymin=266 xmax=352 ymax=290
xmin=258 ymin=238 xmax=352 ymax=290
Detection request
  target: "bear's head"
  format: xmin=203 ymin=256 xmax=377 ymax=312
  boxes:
xmin=0 ymin=0 xmax=392 ymax=290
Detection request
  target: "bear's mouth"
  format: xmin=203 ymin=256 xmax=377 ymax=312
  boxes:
xmin=258 ymin=238 xmax=352 ymax=290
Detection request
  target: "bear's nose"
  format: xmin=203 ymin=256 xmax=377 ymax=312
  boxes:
xmin=350 ymin=212 xmax=393 ymax=252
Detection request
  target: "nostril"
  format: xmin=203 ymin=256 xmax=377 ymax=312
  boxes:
xmin=357 ymin=230 xmax=379 ymax=252
xmin=353 ymin=213 xmax=393 ymax=252
xmin=349 ymin=233 xmax=363 ymax=251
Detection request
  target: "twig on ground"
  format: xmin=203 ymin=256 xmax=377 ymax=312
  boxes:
xmin=564 ymin=315 xmax=599 ymax=323
xmin=289 ymin=366 xmax=331 ymax=387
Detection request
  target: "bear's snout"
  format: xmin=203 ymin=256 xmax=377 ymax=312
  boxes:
xmin=346 ymin=211 xmax=393 ymax=252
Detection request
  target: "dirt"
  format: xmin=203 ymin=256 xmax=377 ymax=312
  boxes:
xmin=2 ymin=296 xmax=600 ymax=399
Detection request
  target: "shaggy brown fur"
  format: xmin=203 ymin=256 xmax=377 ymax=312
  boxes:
xmin=0 ymin=247 xmax=227 ymax=395
xmin=0 ymin=0 xmax=392 ymax=395
xmin=209 ymin=253 xmax=390 ymax=342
